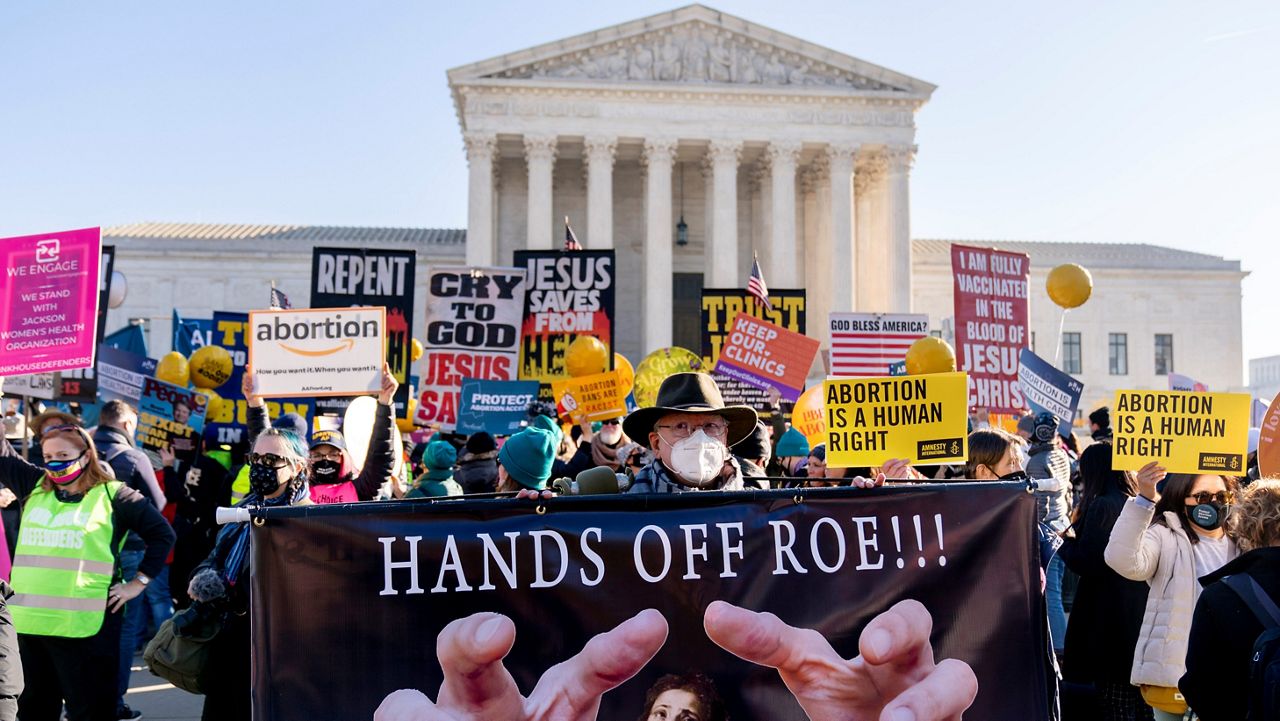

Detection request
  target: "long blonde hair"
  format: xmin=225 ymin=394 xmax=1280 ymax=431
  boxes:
xmin=36 ymin=424 xmax=114 ymax=494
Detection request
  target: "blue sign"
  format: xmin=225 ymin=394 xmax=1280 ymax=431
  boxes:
xmin=888 ymin=361 xmax=908 ymax=377
xmin=96 ymin=344 xmax=158 ymax=405
xmin=456 ymin=379 xmax=541 ymax=436
xmin=1018 ymin=349 xmax=1084 ymax=435
xmin=172 ymin=309 xmax=214 ymax=356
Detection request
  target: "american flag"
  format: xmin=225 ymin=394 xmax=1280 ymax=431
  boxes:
xmin=564 ymin=217 xmax=582 ymax=251
xmin=747 ymin=257 xmax=772 ymax=311
xmin=269 ymin=285 xmax=292 ymax=310
xmin=829 ymin=313 xmax=930 ymax=377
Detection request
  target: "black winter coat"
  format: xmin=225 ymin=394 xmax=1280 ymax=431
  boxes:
xmin=1057 ymin=489 xmax=1150 ymax=684
xmin=1180 ymin=546 xmax=1280 ymax=721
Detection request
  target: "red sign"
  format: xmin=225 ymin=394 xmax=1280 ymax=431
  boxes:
xmin=712 ymin=313 xmax=820 ymax=401
xmin=951 ymin=244 xmax=1030 ymax=414
xmin=1259 ymin=391 xmax=1280 ymax=479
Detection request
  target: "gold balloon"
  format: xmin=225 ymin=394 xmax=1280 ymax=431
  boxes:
xmin=633 ymin=347 xmax=704 ymax=407
xmin=565 ymin=335 xmax=610 ymax=378
xmin=614 ymin=353 xmax=635 ymax=395
xmin=410 ymin=338 xmax=424 ymax=362
xmin=189 ymin=345 xmax=234 ymax=389
xmin=195 ymin=388 xmax=227 ymax=422
xmin=155 ymin=352 xmax=190 ymax=388
xmin=1046 ymin=263 xmax=1093 ymax=309
xmin=792 ymin=385 xmax=827 ymax=446
xmin=904 ymin=337 xmax=957 ymax=376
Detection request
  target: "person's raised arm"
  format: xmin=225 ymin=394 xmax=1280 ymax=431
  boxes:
xmin=0 ymin=450 xmax=48 ymax=500
xmin=242 ymin=366 xmax=272 ymax=449
xmin=1104 ymin=461 xmax=1166 ymax=582
xmin=355 ymin=363 xmax=399 ymax=500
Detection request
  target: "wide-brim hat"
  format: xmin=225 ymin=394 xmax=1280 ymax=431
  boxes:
xmin=623 ymin=372 xmax=758 ymax=449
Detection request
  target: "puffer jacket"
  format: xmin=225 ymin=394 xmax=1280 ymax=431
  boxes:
xmin=1026 ymin=442 xmax=1072 ymax=532
xmin=1103 ymin=497 xmax=1239 ymax=687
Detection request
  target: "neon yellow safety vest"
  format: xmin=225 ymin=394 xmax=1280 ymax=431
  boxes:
xmin=231 ymin=464 xmax=250 ymax=504
xmin=10 ymin=481 xmax=123 ymax=638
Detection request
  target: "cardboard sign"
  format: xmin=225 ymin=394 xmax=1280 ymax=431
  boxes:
xmin=515 ymin=250 xmax=615 ymax=388
xmin=456 ymin=379 xmax=540 ymax=436
xmin=701 ymin=289 xmax=806 ymax=419
xmin=2 ymin=373 xmax=60 ymax=400
xmin=0 ymin=227 xmax=102 ymax=376
xmin=418 ymin=266 xmax=527 ymax=430
xmin=951 ymin=244 xmax=1030 ymax=414
xmin=712 ymin=313 xmax=820 ymax=401
xmin=1018 ymin=349 xmax=1083 ymax=435
xmin=136 ymin=376 xmax=207 ymax=468
xmin=248 ymin=307 xmax=384 ymax=398
xmin=1112 ymin=390 xmax=1251 ymax=473
xmin=1256 ymin=392 xmax=1280 ymax=478
xmin=829 ymin=313 xmax=929 ymax=378
xmin=551 ymin=369 xmax=628 ymax=422
xmin=824 ymin=372 xmax=970 ymax=467
xmin=97 ymin=345 xmax=158 ymax=405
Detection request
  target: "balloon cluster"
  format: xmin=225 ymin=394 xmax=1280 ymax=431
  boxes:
xmin=155 ymin=346 xmax=235 ymax=419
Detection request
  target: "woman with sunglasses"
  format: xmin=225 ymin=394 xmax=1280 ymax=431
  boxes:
xmin=0 ymin=423 xmax=174 ymax=721
xmin=1104 ymin=464 xmax=1240 ymax=720
xmin=186 ymin=427 xmax=310 ymax=721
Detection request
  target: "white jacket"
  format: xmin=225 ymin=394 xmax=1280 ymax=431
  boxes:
xmin=1103 ymin=497 xmax=1238 ymax=687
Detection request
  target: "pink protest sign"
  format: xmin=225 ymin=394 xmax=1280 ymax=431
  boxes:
xmin=0 ymin=227 xmax=102 ymax=375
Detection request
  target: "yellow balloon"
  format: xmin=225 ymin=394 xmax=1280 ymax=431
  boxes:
xmin=633 ymin=347 xmax=704 ymax=407
xmin=189 ymin=345 xmax=234 ymax=389
xmin=155 ymin=352 xmax=190 ymax=387
xmin=410 ymin=338 xmax=424 ymax=362
xmin=614 ymin=353 xmax=635 ymax=395
xmin=1046 ymin=263 xmax=1093 ymax=309
xmin=793 ymin=385 xmax=827 ymax=446
xmin=565 ymin=335 xmax=610 ymax=378
xmin=905 ymin=337 xmax=957 ymax=376
xmin=194 ymin=388 xmax=228 ymax=423
xmin=397 ymin=397 xmax=419 ymax=434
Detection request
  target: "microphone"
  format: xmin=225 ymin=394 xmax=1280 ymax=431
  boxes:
xmin=215 ymin=506 xmax=253 ymax=525
xmin=551 ymin=465 xmax=631 ymax=495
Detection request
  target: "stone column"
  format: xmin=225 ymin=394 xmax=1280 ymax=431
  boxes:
xmin=584 ymin=135 xmax=616 ymax=249
xmin=464 ymin=133 xmax=497 ymax=266
xmin=801 ymin=158 xmax=831 ymax=347
xmin=523 ymin=135 xmax=558 ymax=250
xmin=767 ymin=141 xmax=802 ymax=287
xmin=828 ymin=144 xmax=858 ymax=314
xmin=751 ymin=157 xmax=771 ymax=275
xmin=856 ymin=152 xmax=887 ymax=310
xmin=885 ymin=145 xmax=916 ymax=312
xmin=707 ymin=139 xmax=743 ymax=287
xmin=643 ymin=138 xmax=677 ymax=351
xmin=701 ymin=154 xmax=715 ymax=268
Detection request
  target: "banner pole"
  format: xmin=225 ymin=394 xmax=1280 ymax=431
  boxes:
xmin=1053 ymin=308 xmax=1067 ymax=367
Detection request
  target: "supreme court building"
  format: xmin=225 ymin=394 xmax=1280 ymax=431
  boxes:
xmin=449 ymin=4 xmax=933 ymax=357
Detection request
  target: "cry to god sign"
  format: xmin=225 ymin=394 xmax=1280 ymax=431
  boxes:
xmin=1112 ymin=390 xmax=1251 ymax=474
xmin=824 ymin=372 xmax=969 ymax=467
xmin=248 ymin=307 xmax=384 ymax=398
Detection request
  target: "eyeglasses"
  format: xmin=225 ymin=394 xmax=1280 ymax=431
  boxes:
xmin=655 ymin=420 xmax=728 ymax=440
xmin=601 ymin=419 xmax=621 ymax=426
xmin=309 ymin=450 xmax=343 ymax=462
xmin=1187 ymin=491 xmax=1234 ymax=505
xmin=248 ymin=453 xmax=291 ymax=469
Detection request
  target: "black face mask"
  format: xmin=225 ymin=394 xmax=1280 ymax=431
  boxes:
xmin=1000 ymin=470 xmax=1029 ymax=482
xmin=310 ymin=459 xmax=341 ymax=484
xmin=1188 ymin=502 xmax=1229 ymax=531
xmin=248 ymin=463 xmax=286 ymax=496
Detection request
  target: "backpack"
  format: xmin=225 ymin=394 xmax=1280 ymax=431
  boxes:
xmin=1223 ymin=574 xmax=1280 ymax=720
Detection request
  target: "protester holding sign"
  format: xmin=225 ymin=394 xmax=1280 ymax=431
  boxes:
xmin=243 ymin=363 xmax=398 ymax=504
xmin=1104 ymin=465 xmax=1241 ymax=720
xmin=1024 ymin=412 xmax=1073 ymax=655
xmin=0 ymin=423 xmax=174 ymax=721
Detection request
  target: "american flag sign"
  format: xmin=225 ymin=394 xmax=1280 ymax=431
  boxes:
xmin=828 ymin=312 xmax=930 ymax=377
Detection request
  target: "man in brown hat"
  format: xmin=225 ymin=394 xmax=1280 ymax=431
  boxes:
xmin=621 ymin=373 xmax=758 ymax=493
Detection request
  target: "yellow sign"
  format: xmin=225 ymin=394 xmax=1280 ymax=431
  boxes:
xmin=824 ymin=372 xmax=969 ymax=467
xmin=1112 ymin=390 xmax=1251 ymax=474
xmin=551 ymin=369 xmax=628 ymax=422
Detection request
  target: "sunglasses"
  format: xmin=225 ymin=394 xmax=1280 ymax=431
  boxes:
xmin=248 ymin=452 xmax=292 ymax=469
xmin=1187 ymin=491 xmax=1234 ymax=505
xmin=601 ymin=419 xmax=621 ymax=426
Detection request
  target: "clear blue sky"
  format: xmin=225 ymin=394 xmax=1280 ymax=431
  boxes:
xmin=2 ymin=1 xmax=1277 ymax=370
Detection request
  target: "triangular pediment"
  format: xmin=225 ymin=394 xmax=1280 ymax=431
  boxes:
xmin=448 ymin=4 xmax=935 ymax=98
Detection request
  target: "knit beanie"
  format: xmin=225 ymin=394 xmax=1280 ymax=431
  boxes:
xmin=274 ymin=412 xmax=310 ymax=442
xmin=465 ymin=431 xmax=497 ymax=455
xmin=731 ymin=421 xmax=772 ymax=464
xmin=775 ymin=427 xmax=810 ymax=458
xmin=423 ymin=440 xmax=457 ymax=481
xmin=530 ymin=414 xmax=563 ymax=441
xmin=498 ymin=426 xmax=557 ymax=490
xmin=1089 ymin=406 xmax=1111 ymax=430
xmin=1033 ymin=412 xmax=1060 ymax=444
xmin=808 ymin=444 xmax=826 ymax=463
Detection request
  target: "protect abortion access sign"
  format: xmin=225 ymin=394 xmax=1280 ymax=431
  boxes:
xmin=248 ymin=307 xmax=384 ymax=398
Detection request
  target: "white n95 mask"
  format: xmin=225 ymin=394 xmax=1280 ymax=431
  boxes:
xmin=667 ymin=430 xmax=726 ymax=488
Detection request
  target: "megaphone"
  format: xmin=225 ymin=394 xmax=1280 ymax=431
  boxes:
xmin=551 ymin=465 xmax=631 ymax=495
xmin=215 ymin=506 xmax=253 ymax=525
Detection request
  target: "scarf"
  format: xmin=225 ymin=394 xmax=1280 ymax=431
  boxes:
xmin=223 ymin=480 xmax=306 ymax=586
xmin=589 ymin=433 xmax=629 ymax=471
xmin=629 ymin=459 xmax=745 ymax=494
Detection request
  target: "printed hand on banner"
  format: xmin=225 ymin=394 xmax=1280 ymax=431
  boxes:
xmin=378 ymin=362 xmax=399 ymax=406
xmin=373 ymin=609 xmax=668 ymax=721
xmin=243 ymin=365 xmax=264 ymax=409
xmin=704 ymin=599 xmax=978 ymax=721
xmin=1136 ymin=461 xmax=1166 ymax=502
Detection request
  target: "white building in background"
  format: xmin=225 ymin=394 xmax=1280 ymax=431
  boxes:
xmin=1251 ymin=355 xmax=1280 ymax=406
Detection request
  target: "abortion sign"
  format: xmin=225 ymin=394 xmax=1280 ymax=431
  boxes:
xmin=418 ymin=266 xmax=527 ymax=430
xmin=455 ymin=379 xmax=540 ymax=436
xmin=1112 ymin=390 xmax=1251 ymax=474
xmin=713 ymin=313 xmax=819 ymax=401
xmin=248 ymin=307 xmax=384 ymax=398
xmin=515 ymin=250 xmax=615 ymax=388
xmin=0 ymin=227 xmax=101 ymax=376
xmin=951 ymin=244 xmax=1030 ymax=414
xmin=824 ymin=372 xmax=970 ymax=467
xmin=1018 ymin=349 xmax=1083 ymax=435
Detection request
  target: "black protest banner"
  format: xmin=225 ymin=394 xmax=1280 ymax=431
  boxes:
xmin=514 ymin=250 xmax=615 ymax=396
xmin=252 ymin=485 xmax=1052 ymax=720
xmin=310 ymin=247 xmax=415 ymax=414
xmin=701 ymin=289 xmax=806 ymax=418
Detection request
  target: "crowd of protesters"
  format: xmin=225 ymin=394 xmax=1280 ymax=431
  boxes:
xmin=1 ymin=366 xmax=1278 ymax=721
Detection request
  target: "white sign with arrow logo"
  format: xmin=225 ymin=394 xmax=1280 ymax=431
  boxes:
xmin=248 ymin=307 xmax=385 ymax=398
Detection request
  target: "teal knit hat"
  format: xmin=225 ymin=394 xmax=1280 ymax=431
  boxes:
xmin=530 ymin=414 xmax=563 ymax=441
xmin=423 ymin=440 xmax=457 ymax=481
xmin=498 ymin=426 xmax=557 ymax=490
xmin=775 ymin=427 xmax=810 ymax=457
